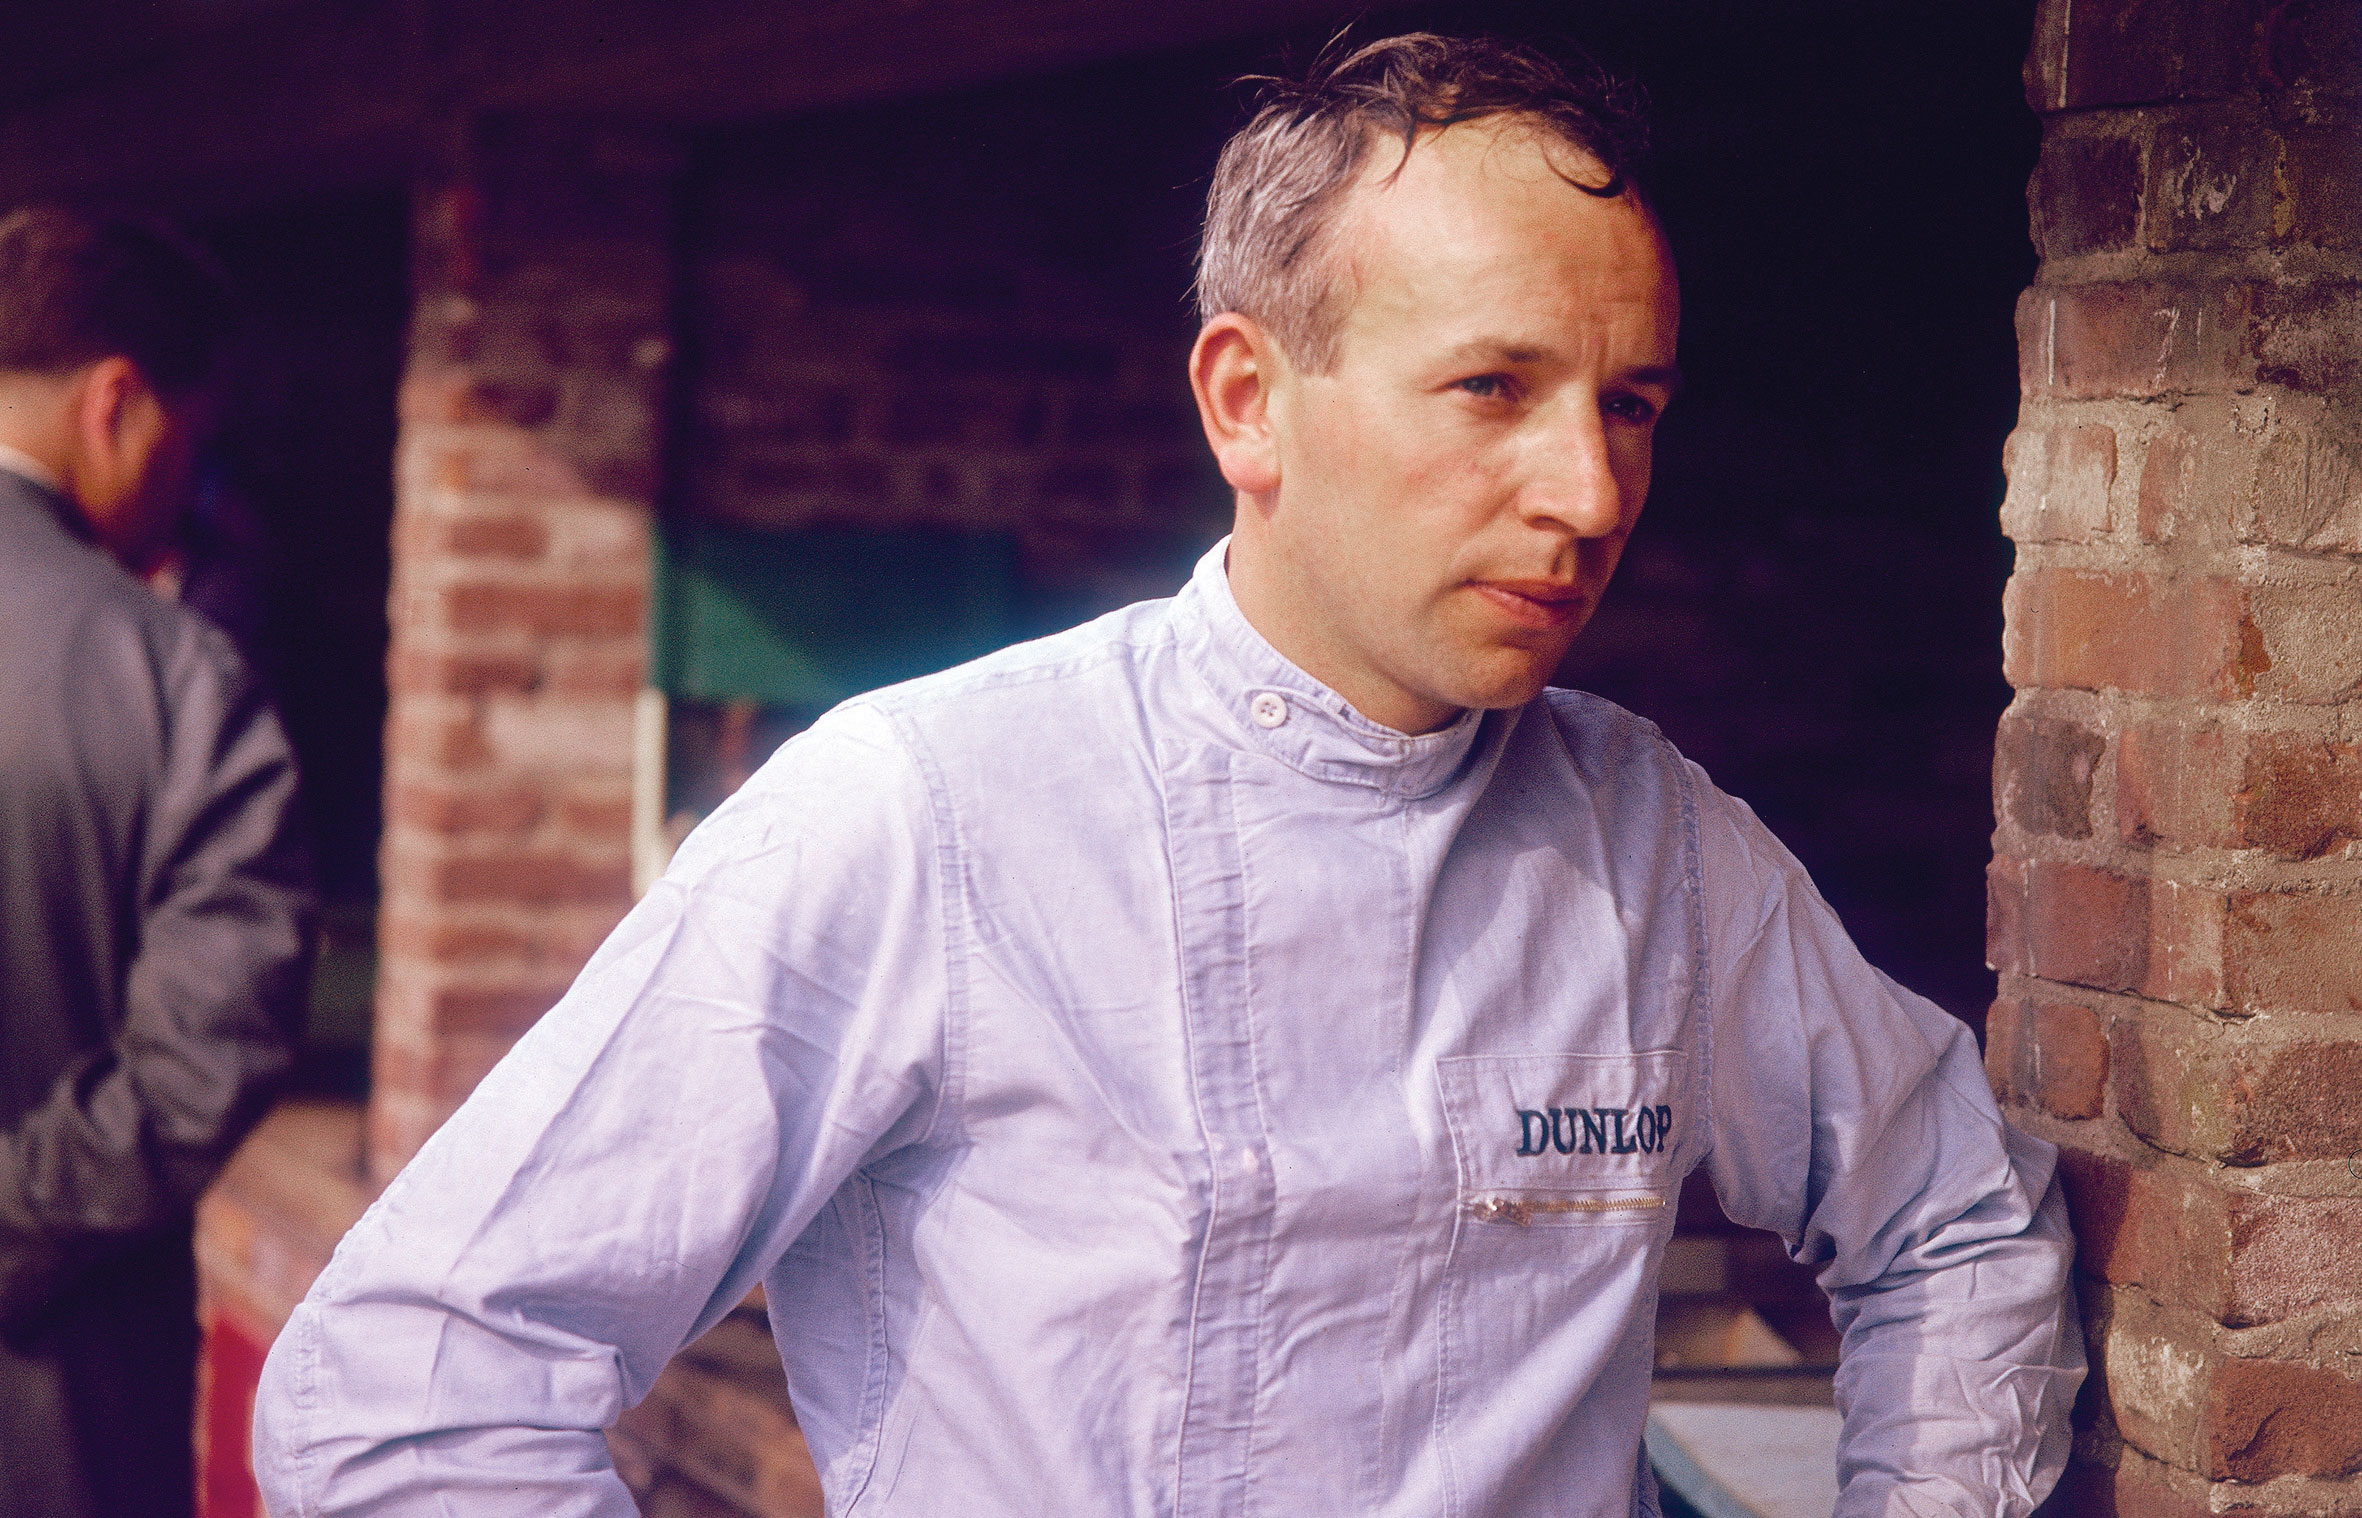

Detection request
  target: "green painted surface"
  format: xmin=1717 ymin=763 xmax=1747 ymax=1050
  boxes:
xmin=653 ymin=522 xmax=1023 ymax=707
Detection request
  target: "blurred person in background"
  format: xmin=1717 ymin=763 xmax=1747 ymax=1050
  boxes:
xmin=0 ymin=203 xmax=315 ymax=1517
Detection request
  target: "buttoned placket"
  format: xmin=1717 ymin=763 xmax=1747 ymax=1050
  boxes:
xmin=1160 ymin=552 xmax=1499 ymax=1515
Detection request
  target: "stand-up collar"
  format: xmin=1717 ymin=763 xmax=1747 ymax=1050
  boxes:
xmin=1169 ymin=537 xmax=1490 ymax=801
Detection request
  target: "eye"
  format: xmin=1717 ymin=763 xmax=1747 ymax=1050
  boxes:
xmin=1603 ymin=391 xmax=1660 ymax=425
xmin=1454 ymin=373 xmax=1517 ymax=402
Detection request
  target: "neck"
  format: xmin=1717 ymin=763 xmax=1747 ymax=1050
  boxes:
xmin=0 ymin=382 xmax=75 ymax=498
xmin=1223 ymin=525 xmax=1462 ymax=735
xmin=0 ymin=439 xmax=63 ymax=496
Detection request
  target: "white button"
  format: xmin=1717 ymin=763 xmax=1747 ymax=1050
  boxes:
xmin=1249 ymin=692 xmax=1288 ymax=729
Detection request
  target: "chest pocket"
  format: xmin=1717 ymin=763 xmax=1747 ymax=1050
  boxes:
xmin=1437 ymin=1051 xmax=1689 ymax=1228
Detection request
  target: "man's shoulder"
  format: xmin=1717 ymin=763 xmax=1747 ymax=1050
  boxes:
xmin=850 ymin=596 xmax=1174 ymax=747
xmin=1534 ymin=685 xmax=1687 ymax=782
xmin=0 ymin=491 xmax=243 ymax=720
xmin=1532 ymin=687 xmax=1793 ymax=881
xmin=706 ymin=597 xmax=1174 ymax=839
xmin=1538 ymin=689 xmax=1821 ymax=925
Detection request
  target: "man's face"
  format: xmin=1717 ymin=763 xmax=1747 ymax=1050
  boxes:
xmin=1230 ymin=117 xmax=1680 ymax=734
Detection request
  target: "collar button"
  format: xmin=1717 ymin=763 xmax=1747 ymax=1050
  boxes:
xmin=1248 ymin=692 xmax=1289 ymax=729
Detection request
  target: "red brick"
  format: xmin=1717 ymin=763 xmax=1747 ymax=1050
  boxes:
xmin=2110 ymin=1012 xmax=2218 ymax=1159
xmin=1988 ymin=855 xmax=2151 ymax=994
xmin=378 ymin=906 xmax=622 ymax=971
xmin=543 ymin=644 xmax=647 ymax=697
xmin=382 ymin=705 xmax=492 ymax=769
xmin=2144 ymin=878 xmax=2228 ymax=1010
xmin=2099 ymin=1286 xmax=2219 ymax=1472
xmin=2247 ymin=421 xmax=2362 ymax=555
xmin=421 ymin=439 xmax=591 ymax=501
xmin=2025 ymin=0 xmax=2261 ymax=112
xmin=2018 ymin=282 xmax=2256 ymax=401
xmin=2137 ymin=414 xmax=2261 ymax=546
xmin=441 ymin=580 xmax=645 ymax=639
xmin=2276 ymin=124 xmax=2362 ymax=254
xmin=2222 ymin=1190 xmax=2362 ymax=1326
xmin=555 ymin=792 xmax=635 ymax=841
xmin=2117 ymin=718 xmax=2234 ymax=848
xmin=2043 ymin=1447 xmax=2214 ymax=1518
xmin=2234 ymin=732 xmax=2362 ymax=858
xmin=2202 ymin=1359 xmax=2362 ymax=1480
xmin=2252 ymin=281 xmax=2362 ymax=401
xmin=2003 ymin=568 xmax=2256 ymax=699
xmin=2138 ymin=426 xmax=2198 ymax=543
xmin=2144 ymin=105 xmax=2279 ymax=253
xmin=1996 ymin=710 xmax=2107 ymax=839
xmin=424 ymin=850 xmax=632 ymax=908
xmin=385 ymin=777 xmax=544 ymax=836
xmin=2223 ymin=1041 xmax=2362 ymax=1164
xmin=436 ymin=512 xmax=551 ymax=560
xmin=398 ymin=371 xmax=560 ymax=429
xmin=378 ymin=911 xmax=540 ymax=965
xmin=2245 ymin=581 xmax=2362 ymax=704
xmin=2118 ymin=721 xmax=2362 ymax=859
xmin=416 ymin=980 xmax=572 ymax=1038
xmin=2028 ymin=122 xmax=2148 ymax=258
xmin=2223 ymin=887 xmax=2362 ymax=1015
xmin=1990 ymin=994 xmax=2109 ymax=1119
xmin=387 ymin=646 xmax=541 ymax=698
xmin=2062 ymin=1151 xmax=2362 ymax=1329
xmin=2002 ymin=425 xmax=2119 ymax=543
xmin=2055 ymin=1145 xmax=2230 ymax=1310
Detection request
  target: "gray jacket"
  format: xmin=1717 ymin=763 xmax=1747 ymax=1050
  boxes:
xmin=0 ymin=466 xmax=314 ymax=1516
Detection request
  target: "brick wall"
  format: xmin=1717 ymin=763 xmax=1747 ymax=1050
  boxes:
xmin=370 ymin=116 xmax=678 ymax=1181
xmin=679 ymin=99 xmax=1230 ymax=616
xmin=1988 ymin=1 xmax=2362 ymax=1509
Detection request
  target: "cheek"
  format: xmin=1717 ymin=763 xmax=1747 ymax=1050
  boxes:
xmin=1611 ymin=433 xmax=1655 ymax=521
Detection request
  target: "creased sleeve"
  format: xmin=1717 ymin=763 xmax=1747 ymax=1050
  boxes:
xmin=0 ymin=621 xmax=315 ymax=1331
xmin=254 ymin=702 xmax=951 ymax=1517
xmin=1691 ymin=773 xmax=2084 ymax=1518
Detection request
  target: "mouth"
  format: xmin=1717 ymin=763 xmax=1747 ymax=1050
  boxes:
xmin=1468 ymin=579 xmax=1584 ymax=632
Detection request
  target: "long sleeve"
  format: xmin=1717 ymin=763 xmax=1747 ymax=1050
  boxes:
xmin=253 ymin=702 xmax=950 ymax=1517
xmin=1693 ymin=777 xmax=2084 ymax=1517
xmin=0 ymin=615 xmax=315 ymax=1330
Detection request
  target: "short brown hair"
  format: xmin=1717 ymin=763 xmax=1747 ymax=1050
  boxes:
xmin=1195 ymin=33 xmax=1649 ymax=372
xmin=0 ymin=204 xmax=233 ymax=395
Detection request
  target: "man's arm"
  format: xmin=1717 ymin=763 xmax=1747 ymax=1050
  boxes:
xmin=254 ymin=702 xmax=949 ymax=1517
xmin=1691 ymin=775 xmax=2084 ymax=1518
xmin=0 ymin=621 xmax=315 ymax=1330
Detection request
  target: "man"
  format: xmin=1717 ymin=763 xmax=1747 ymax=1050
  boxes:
xmin=259 ymin=36 xmax=2082 ymax=1516
xmin=0 ymin=204 xmax=316 ymax=1516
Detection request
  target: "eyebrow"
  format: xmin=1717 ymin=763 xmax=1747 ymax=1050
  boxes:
xmin=1625 ymin=364 xmax=1685 ymax=399
xmin=1446 ymin=341 xmax=1686 ymax=398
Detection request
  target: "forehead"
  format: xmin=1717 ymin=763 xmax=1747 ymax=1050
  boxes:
xmin=1329 ymin=117 xmax=1677 ymax=354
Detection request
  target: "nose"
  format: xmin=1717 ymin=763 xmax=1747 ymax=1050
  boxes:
xmin=1515 ymin=396 xmax=1629 ymax=541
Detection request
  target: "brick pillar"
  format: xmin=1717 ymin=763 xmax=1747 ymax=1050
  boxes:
xmin=372 ymin=117 xmax=678 ymax=1182
xmin=1988 ymin=2 xmax=2362 ymax=1510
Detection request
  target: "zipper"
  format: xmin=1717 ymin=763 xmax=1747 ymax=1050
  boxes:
xmin=1464 ymin=1194 xmax=1665 ymax=1227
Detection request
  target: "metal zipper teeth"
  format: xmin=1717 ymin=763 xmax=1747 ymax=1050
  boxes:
xmin=1464 ymin=1195 xmax=1666 ymax=1226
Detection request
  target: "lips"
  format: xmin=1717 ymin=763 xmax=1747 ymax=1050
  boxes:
xmin=1469 ymin=579 xmax=1583 ymax=631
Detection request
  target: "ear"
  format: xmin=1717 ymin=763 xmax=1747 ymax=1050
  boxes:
xmin=72 ymin=356 xmax=143 ymax=460
xmin=1188 ymin=313 xmax=1282 ymax=498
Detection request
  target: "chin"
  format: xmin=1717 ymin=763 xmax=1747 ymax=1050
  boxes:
xmin=1441 ymin=660 xmax=1558 ymax=714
